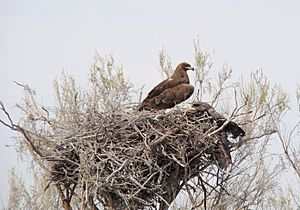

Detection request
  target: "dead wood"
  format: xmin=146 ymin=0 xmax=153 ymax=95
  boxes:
xmin=1 ymin=101 xmax=245 ymax=210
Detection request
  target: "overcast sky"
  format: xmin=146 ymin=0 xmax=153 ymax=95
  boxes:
xmin=1 ymin=0 xmax=300 ymax=204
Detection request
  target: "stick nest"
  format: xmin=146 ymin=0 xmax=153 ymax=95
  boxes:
xmin=47 ymin=103 xmax=244 ymax=209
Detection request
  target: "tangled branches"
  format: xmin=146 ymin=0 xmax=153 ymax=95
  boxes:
xmin=1 ymin=100 xmax=245 ymax=210
xmin=1 ymin=51 xmax=290 ymax=209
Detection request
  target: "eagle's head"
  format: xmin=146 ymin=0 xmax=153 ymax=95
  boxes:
xmin=177 ymin=62 xmax=194 ymax=72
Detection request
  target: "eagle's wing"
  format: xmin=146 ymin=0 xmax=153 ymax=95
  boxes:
xmin=138 ymin=84 xmax=194 ymax=111
xmin=153 ymin=84 xmax=194 ymax=110
xmin=146 ymin=78 xmax=182 ymax=99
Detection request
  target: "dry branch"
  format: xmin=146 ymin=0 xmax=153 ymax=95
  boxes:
xmin=1 ymin=100 xmax=245 ymax=210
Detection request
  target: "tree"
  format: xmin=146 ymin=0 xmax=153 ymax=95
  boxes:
xmin=1 ymin=43 xmax=296 ymax=209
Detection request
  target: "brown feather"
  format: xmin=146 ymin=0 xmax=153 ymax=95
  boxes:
xmin=138 ymin=62 xmax=194 ymax=111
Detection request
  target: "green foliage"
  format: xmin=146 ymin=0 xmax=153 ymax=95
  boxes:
xmin=6 ymin=167 xmax=59 ymax=210
xmin=89 ymin=53 xmax=134 ymax=112
xmin=159 ymin=48 xmax=173 ymax=79
xmin=193 ymin=38 xmax=213 ymax=102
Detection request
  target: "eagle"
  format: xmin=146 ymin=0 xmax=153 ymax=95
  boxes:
xmin=190 ymin=102 xmax=245 ymax=169
xmin=191 ymin=102 xmax=245 ymax=138
xmin=138 ymin=62 xmax=194 ymax=111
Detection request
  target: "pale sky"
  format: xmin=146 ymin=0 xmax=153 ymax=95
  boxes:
xmin=1 ymin=0 xmax=300 ymax=204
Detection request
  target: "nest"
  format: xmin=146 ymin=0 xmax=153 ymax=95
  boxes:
xmin=47 ymin=102 xmax=245 ymax=210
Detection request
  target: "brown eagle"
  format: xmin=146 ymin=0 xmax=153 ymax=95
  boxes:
xmin=138 ymin=62 xmax=194 ymax=111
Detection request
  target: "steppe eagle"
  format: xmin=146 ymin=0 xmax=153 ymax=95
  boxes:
xmin=138 ymin=62 xmax=194 ymax=111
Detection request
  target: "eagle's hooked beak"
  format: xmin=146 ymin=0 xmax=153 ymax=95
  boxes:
xmin=187 ymin=66 xmax=194 ymax=71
